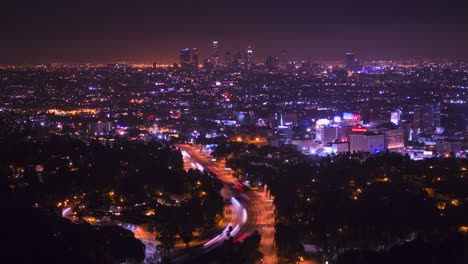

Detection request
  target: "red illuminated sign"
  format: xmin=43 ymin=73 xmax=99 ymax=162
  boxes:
xmin=351 ymin=125 xmax=367 ymax=132
xmin=352 ymin=114 xmax=360 ymax=122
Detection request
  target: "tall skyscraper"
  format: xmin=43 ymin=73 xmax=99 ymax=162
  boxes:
xmin=179 ymin=48 xmax=191 ymax=67
xmin=265 ymin=56 xmax=279 ymax=70
xmin=281 ymin=50 xmax=287 ymax=69
xmin=345 ymin=53 xmax=361 ymax=71
xmin=203 ymin=58 xmax=214 ymax=71
xmin=345 ymin=53 xmax=355 ymax=70
xmin=266 ymin=56 xmax=273 ymax=70
xmin=233 ymin=51 xmax=242 ymax=67
xmin=413 ymin=105 xmax=441 ymax=133
xmin=212 ymin=41 xmax=220 ymax=66
xmin=306 ymin=57 xmax=312 ymax=68
xmin=192 ymin=48 xmax=199 ymax=68
xmin=225 ymin=51 xmax=231 ymax=66
xmin=433 ymin=105 xmax=441 ymax=128
xmin=245 ymin=46 xmax=254 ymax=69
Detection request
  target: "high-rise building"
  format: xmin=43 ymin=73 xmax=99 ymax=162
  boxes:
xmin=179 ymin=48 xmax=191 ymax=67
xmin=385 ymin=129 xmax=405 ymax=150
xmin=192 ymin=48 xmax=199 ymax=68
xmin=233 ymin=51 xmax=242 ymax=67
xmin=413 ymin=105 xmax=441 ymax=133
xmin=270 ymin=112 xmax=292 ymax=146
xmin=265 ymin=56 xmax=274 ymax=70
xmin=281 ymin=50 xmax=287 ymax=69
xmin=203 ymin=58 xmax=214 ymax=71
xmin=225 ymin=51 xmax=231 ymax=66
xmin=265 ymin=56 xmax=279 ymax=70
xmin=349 ymin=133 xmax=385 ymax=153
xmin=245 ymin=46 xmax=254 ymax=69
xmin=345 ymin=53 xmax=361 ymax=71
xmin=345 ymin=53 xmax=354 ymax=67
xmin=433 ymin=105 xmax=441 ymax=128
xmin=322 ymin=125 xmax=342 ymax=143
xmin=302 ymin=57 xmax=312 ymax=70
xmin=348 ymin=125 xmax=385 ymax=153
xmin=212 ymin=41 xmax=220 ymax=66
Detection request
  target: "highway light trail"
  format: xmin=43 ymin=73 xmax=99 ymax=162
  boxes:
xmin=203 ymin=197 xmax=246 ymax=247
xmin=203 ymin=234 xmax=222 ymax=247
xmin=196 ymin=163 xmax=204 ymax=171
xmin=62 ymin=207 xmax=71 ymax=218
xmin=242 ymin=208 xmax=248 ymax=224
xmin=230 ymin=224 xmax=240 ymax=236
xmin=181 ymin=150 xmax=190 ymax=158
xmin=234 ymin=233 xmax=248 ymax=243
xmin=178 ymin=145 xmax=274 ymax=261
xmin=231 ymin=197 xmax=241 ymax=207
xmin=203 ymin=223 xmax=239 ymax=247
xmin=257 ymin=215 xmax=263 ymax=225
xmin=241 ymin=193 xmax=251 ymax=201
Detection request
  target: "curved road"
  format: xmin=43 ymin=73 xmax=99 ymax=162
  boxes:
xmin=177 ymin=144 xmax=277 ymax=264
xmin=62 ymin=144 xmax=277 ymax=263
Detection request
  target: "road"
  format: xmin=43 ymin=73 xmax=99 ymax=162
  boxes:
xmin=178 ymin=144 xmax=278 ymax=264
xmin=63 ymin=143 xmax=278 ymax=263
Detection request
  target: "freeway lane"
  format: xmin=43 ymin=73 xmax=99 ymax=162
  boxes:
xmin=62 ymin=143 xmax=277 ymax=263
xmin=178 ymin=144 xmax=277 ymax=264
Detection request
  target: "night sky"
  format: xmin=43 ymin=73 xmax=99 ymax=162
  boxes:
xmin=2 ymin=0 xmax=468 ymax=64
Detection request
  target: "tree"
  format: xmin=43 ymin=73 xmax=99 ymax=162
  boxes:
xmin=180 ymin=229 xmax=194 ymax=248
xmin=157 ymin=224 xmax=177 ymax=259
xmin=238 ymin=230 xmax=263 ymax=263
xmin=274 ymin=223 xmax=304 ymax=262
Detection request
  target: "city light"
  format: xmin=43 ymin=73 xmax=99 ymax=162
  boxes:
xmin=2 ymin=3 xmax=467 ymax=263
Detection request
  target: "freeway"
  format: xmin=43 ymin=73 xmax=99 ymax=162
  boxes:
xmin=177 ymin=144 xmax=277 ymax=264
xmin=61 ymin=143 xmax=278 ymax=263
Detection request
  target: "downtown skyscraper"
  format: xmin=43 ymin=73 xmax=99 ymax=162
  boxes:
xmin=192 ymin=48 xmax=199 ymax=68
xmin=212 ymin=41 xmax=220 ymax=66
xmin=245 ymin=45 xmax=254 ymax=70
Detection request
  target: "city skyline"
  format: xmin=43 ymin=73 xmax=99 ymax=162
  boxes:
xmin=2 ymin=38 xmax=468 ymax=66
xmin=2 ymin=1 xmax=468 ymax=264
xmin=2 ymin=0 xmax=468 ymax=64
